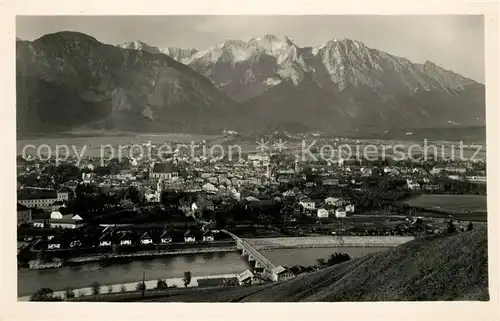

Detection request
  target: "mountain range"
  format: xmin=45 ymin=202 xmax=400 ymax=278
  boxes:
xmin=16 ymin=31 xmax=485 ymax=136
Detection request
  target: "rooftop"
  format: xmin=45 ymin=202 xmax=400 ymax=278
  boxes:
xmin=152 ymin=162 xmax=176 ymax=173
xmin=271 ymin=265 xmax=287 ymax=274
xmin=237 ymin=269 xmax=254 ymax=281
xmin=18 ymin=190 xmax=57 ymax=200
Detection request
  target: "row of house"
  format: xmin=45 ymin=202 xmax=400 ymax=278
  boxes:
xmin=96 ymin=228 xmax=215 ymax=247
xmin=45 ymin=228 xmax=218 ymax=250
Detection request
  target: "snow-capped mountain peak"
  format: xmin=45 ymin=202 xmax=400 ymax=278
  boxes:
xmin=162 ymin=47 xmax=198 ymax=63
xmin=118 ymin=40 xmax=197 ymax=62
xmin=117 ymin=35 xmax=480 ymax=103
xmin=247 ymin=34 xmax=296 ymax=57
xmin=119 ymin=40 xmax=162 ymax=54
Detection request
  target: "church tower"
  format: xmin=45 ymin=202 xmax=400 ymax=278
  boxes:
xmin=156 ymin=178 xmax=164 ymax=203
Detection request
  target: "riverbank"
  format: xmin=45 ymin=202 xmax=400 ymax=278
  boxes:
xmin=20 ymin=244 xmax=238 ymax=269
xmin=247 ymin=236 xmax=415 ymax=249
xmin=18 ymin=251 xmax=251 ymax=296
xmin=64 ymin=246 xmax=238 ymax=265
xmin=18 ymin=273 xmax=241 ymax=301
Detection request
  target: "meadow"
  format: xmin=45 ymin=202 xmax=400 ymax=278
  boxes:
xmin=404 ymin=194 xmax=487 ymax=214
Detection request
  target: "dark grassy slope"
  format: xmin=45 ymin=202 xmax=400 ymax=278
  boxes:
xmin=240 ymin=228 xmax=488 ymax=302
xmin=16 ymin=32 xmax=239 ymax=136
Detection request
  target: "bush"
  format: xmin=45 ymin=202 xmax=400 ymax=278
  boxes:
xmin=64 ymin=288 xmax=75 ymax=299
xmin=120 ymin=284 xmax=127 ymax=292
xmin=183 ymin=271 xmax=192 ymax=287
xmin=446 ymin=219 xmax=457 ymax=234
xmin=155 ymin=278 xmax=168 ymax=290
xmin=316 ymin=258 xmax=326 ymax=267
xmin=326 ymin=253 xmax=351 ymax=267
xmin=91 ymin=281 xmax=101 ymax=295
xmin=136 ymin=282 xmax=146 ymax=292
xmin=107 ymin=285 xmax=114 ymax=293
xmin=30 ymin=288 xmax=63 ymax=301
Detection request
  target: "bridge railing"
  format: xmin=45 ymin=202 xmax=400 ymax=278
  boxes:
xmin=221 ymin=230 xmax=276 ymax=270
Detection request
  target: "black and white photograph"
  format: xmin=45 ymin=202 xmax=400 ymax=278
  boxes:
xmin=11 ymin=12 xmax=494 ymax=306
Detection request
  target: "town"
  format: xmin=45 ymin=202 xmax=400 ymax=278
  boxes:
xmin=17 ymin=138 xmax=487 ymax=271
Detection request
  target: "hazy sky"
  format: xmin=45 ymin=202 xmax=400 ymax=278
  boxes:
xmin=17 ymin=15 xmax=484 ymax=82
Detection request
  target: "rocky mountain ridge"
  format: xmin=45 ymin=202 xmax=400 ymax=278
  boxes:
xmin=16 ymin=32 xmax=485 ymax=136
xmin=120 ymin=35 xmax=484 ymax=132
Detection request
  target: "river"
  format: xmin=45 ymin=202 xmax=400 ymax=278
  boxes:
xmin=17 ymin=247 xmax=389 ymax=297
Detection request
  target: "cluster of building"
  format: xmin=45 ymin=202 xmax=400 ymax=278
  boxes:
xmin=17 ymin=142 xmax=486 ymax=231
xmin=17 ymin=188 xmax=82 ymax=227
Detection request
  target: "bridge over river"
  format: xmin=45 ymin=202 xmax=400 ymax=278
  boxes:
xmin=221 ymin=230 xmax=279 ymax=278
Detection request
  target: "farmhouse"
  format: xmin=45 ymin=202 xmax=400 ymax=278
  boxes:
xmin=119 ymin=232 xmax=133 ymax=246
xmin=317 ymin=208 xmax=329 ymax=218
xmin=184 ymin=230 xmax=196 ymax=243
xmin=299 ymin=198 xmax=316 ymax=211
xmin=202 ymin=230 xmax=215 ymax=242
xmin=406 ymin=179 xmax=421 ymax=190
xmin=325 ymin=197 xmax=343 ymax=206
xmin=47 ymin=241 xmax=61 ymax=250
xmin=140 ymin=232 xmax=153 ymax=245
xmin=271 ymin=265 xmax=295 ymax=282
xmin=99 ymin=233 xmax=114 ymax=247
xmin=335 ymin=208 xmax=347 ymax=218
xmin=237 ymin=269 xmax=254 ymax=285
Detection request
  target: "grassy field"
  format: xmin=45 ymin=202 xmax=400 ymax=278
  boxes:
xmin=404 ymin=194 xmax=487 ymax=213
xmin=416 ymin=211 xmax=488 ymax=222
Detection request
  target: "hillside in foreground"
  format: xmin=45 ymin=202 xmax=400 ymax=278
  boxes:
xmin=240 ymin=228 xmax=489 ymax=301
